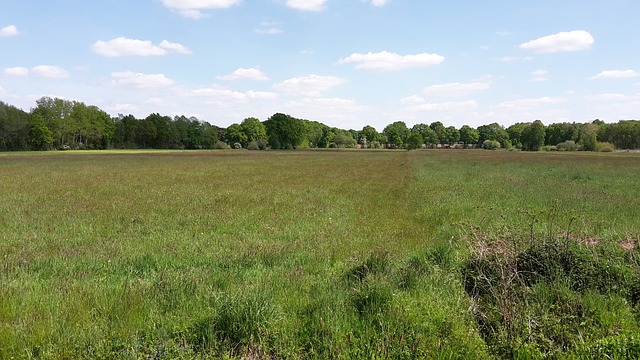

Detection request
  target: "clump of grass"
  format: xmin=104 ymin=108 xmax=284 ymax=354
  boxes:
xmin=461 ymin=211 xmax=640 ymax=358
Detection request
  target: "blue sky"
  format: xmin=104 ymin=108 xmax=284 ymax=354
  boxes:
xmin=1 ymin=0 xmax=639 ymax=131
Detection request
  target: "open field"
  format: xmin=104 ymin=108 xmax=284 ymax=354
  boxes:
xmin=1 ymin=149 xmax=639 ymax=358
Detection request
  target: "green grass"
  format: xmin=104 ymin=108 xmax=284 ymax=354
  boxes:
xmin=0 ymin=149 xmax=639 ymax=358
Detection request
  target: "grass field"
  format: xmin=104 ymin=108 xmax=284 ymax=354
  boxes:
xmin=1 ymin=149 xmax=639 ymax=358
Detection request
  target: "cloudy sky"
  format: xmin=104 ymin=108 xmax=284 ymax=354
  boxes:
xmin=1 ymin=0 xmax=639 ymax=131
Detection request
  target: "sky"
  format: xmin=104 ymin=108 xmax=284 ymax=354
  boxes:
xmin=1 ymin=0 xmax=640 ymax=131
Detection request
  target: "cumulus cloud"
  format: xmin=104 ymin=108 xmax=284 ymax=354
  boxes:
xmin=191 ymin=87 xmax=278 ymax=103
xmin=495 ymin=56 xmax=533 ymax=62
xmin=92 ymin=37 xmax=191 ymax=57
xmin=423 ymin=82 xmax=490 ymax=96
xmin=286 ymin=0 xmax=327 ymax=12
xmin=584 ymin=93 xmax=626 ymax=101
xmin=531 ymin=69 xmax=549 ymax=82
xmin=255 ymin=21 xmax=283 ymax=35
xmin=217 ymin=68 xmax=269 ymax=81
xmin=274 ymin=74 xmax=345 ymax=97
xmin=400 ymin=95 xmax=424 ymax=105
xmin=497 ymin=96 xmax=565 ymax=110
xmin=32 ymin=65 xmax=70 ymax=78
xmin=0 ymin=25 xmax=18 ymax=37
xmin=110 ymin=71 xmax=175 ymax=89
xmin=408 ymin=100 xmax=478 ymax=112
xmin=589 ymin=70 xmax=639 ymax=80
xmin=338 ymin=51 xmax=444 ymax=71
xmin=159 ymin=40 xmax=193 ymax=54
xmin=4 ymin=67 xmax=29 ymax=76
xmin=162 ymin=0 xmax=241 ymax=18
xmin=368 ymin=0 xmax=389 ymax=6
xmin=519 ymin=30 xmax=594 ymax=53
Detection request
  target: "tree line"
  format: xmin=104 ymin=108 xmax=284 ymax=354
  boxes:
xmin=1 ymin=97 xmax=639 ymax=152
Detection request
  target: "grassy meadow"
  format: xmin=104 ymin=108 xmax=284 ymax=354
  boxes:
xmin=1 ymin=149 xmax=639 ymax=358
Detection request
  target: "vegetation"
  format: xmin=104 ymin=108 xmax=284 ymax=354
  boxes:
xmin=1 ymin=149 xmax=639 ymax=358
xmin=3 ymin=98 xmax=640 ymax=152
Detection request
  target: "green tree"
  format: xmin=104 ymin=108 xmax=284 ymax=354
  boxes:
xmin=264 ymin=113 xmax=306 ymax=149
xmin=477 ymin=123 xmax=510 ymax=148
xmin=360 ymin=125 xmax=381 ymax=148
xmin=459 ymin=125 xmax=479 ymax=147
xmin=521 ymin=120 xmax=546 ymax=151
xmin=225 ymin=123 xmax=248 ymax=146
xmin=0 ymin=101 xmax=30 ymax=151
xmin=241 ymin=117 xmax=267 ymax=143
xmin=507 ymin=123 xmax=528 ymax=149
xmin=406 ymin=132 xmax=424 ymax=150
xmin=29 ymin=114 xmax=54 ymax=150
xmin=412 ymin=123 xmax=438 ymax=146
xmin=446 ymin=126 xmax=460 ymax=145
xmin=429 ymin=121 xmax=447 ymax=145
xmin=383 ymin=121 xmax=410 ymax=148
xmin=577 ymin=123 xmax=598 ymax=151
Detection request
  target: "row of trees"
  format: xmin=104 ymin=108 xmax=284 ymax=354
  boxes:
xmin=1 ymin=97 xmax=639 ymax=152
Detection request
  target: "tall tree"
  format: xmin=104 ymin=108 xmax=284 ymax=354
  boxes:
xmin=241 ymin=117 xmax=267 ymax=143
xmin=29 ymin=114 xmax=54 ymax=150
xmin=383 ymin=121 xmax=410 ymax=148
xmin=459 ymin=125 xmax=479 ymax=147
xmin=264 ymin=113 xmax=306 ymax=149
xmin=429 ymin=121 xmax=447 ymax=145
xmin=521 ymin=120 xmax=546 ymax=151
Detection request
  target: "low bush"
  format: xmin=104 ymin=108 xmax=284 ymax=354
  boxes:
xmin=541 ymin=145 xmax=557 ymax=151
xmin=482 ymin=140 xmax=501 ymax=150
xmin=557 ymin=140 xmax=581 ymax=151
xmin=596 ymin=142 xmax=615 ymax=152
xmin=213 ymin=140 xmax=228 ymax=149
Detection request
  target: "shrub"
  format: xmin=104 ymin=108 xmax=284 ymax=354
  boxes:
xmin=482 ymin=140 xmax=501 ymax=150
xmin=213 ymin=141 xmax=228 ymax=149
xmin=596 ymin=142 xmax=614 ymax=152
xmin=541 ymin=145 xmax=557 ymax=151
xmin=257 ymin=139 xmax=268 ymax=150
xmin=232 ymin=142 xmax=242 ymax=149
xmin=247 ymin=140 xmax=259 ymax=150
xmin=557 ymin=140 xmax=580 ymax=151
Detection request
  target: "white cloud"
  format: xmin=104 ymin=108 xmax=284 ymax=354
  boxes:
xmin=255 ymin=21 xmax=283 ymax=35
xmin=286 ymin=0 xmax=327 ymax=11
xmin=584 ymin=93 xmax=626 ymax=101
xmin=531 ymin=69 xmax=549 ymax=82
xmin=162 ymin=0 xmax=241 ymax=18
xmin=274 ymin=74 xmax=345 ymax=97
xmin=110 ymin=71 xmax=175 ymax=89
xmin=283 ymin=97 xmax=366 ymax=128
xmin=0 ymin=25 xmax=18 ymax=37
xmin=32 ymin=65 xmax=70 ymax=79
xmin=368 ymin=0 xmax=389 ymax=6
xmin=589 ymin=70 xmax=639 ymax=80
xmin=497 ymin=96 xmax=565 ymax=110
xmin=400 ymin=95 xmax=424 ymax=105
xmin=91 ymin=37 xmax=190 ymax=57
xmin=495 ymin=56 xmax=533 ymax=62
xmin=159 ymin=40 xmax=192 ymax=54
xmin=423 ymin=82 xmax=490 ymax=96
xmin=4 ymin=67 xmax=29 ymax=76
xmin=519 ymin=30 xmax=594 ymax=53
xmin=217 ymin=68 xmax=269 ymax=81
xmin=191 ymin=86 xmax=278 ymax=103
xmin=408 ymin=100 xmax=478 ymax=112
xmin=338 ymin=51 xmax=444 ymax=71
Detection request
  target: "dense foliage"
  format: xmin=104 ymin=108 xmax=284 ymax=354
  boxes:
xmin=1 ymin=98 xmax=640 ymax=151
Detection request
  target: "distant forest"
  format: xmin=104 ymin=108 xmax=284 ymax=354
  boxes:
xmin=1 ymin=97 xmax=639 ymax=152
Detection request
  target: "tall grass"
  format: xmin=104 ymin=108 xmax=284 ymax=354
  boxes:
xmin=0 ymin=149 xmax=638 ymax=358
